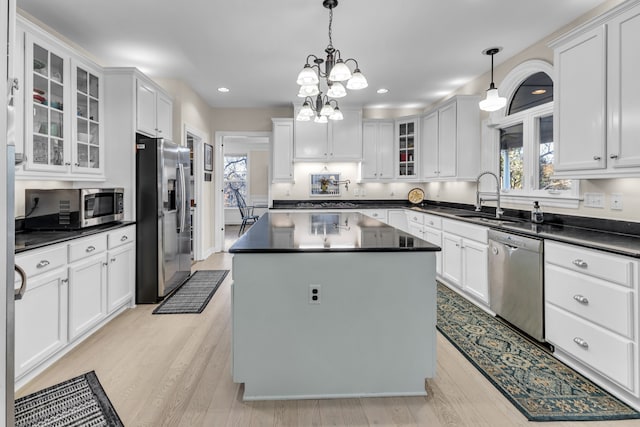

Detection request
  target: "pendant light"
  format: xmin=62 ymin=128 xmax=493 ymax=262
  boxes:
xmin=479 ymin=47 xmax=507 ymax=112
xmin=296 ymin=0 xmax=368 ymax=122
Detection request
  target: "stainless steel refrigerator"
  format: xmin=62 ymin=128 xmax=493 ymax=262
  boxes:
xmin=136 ymin=135 xmax=191 ymax=303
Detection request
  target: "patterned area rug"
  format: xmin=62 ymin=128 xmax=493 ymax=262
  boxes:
xmin=437 ymin=283 xmax=640 ymax=421
xmin=15 ymin=371 xmax=123 ymax=427
xmin=153 ymin=270 xmax=229 ymax=314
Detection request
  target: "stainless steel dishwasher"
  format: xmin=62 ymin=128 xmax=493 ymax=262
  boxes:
xmin=488 ymin=229 xmax=544 ymax=341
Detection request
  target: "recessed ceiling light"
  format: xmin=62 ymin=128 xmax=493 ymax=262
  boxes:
xmin=377 ymin=88 xmax=389 ymax=94
xmin=531 ymin=89 xmax=546 ymax=95
xmin=217 ymin=87 xmax=230 ymax=93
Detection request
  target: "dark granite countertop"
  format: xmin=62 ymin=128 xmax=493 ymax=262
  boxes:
xmin=15 ymin=221 xmax=136 ymax=254
xmin=271 ymin=199 xmax=640 ymax=258
xmin=229 ymin=211 xmax=440 ymax=253
xmin=408 ymin=205 xmax=640 ymax=258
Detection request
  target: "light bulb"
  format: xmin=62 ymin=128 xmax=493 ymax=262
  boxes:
xmin=320 ymin=102 xmax=335 ymax=116
xmin=298 ymin=84 xmax=319 ymax=98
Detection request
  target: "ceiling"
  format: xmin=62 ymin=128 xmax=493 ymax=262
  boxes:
xmin=18 ymin=0 xmax=608 ymax=110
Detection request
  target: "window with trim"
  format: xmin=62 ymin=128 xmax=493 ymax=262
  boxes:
xmin=223 ymin=154 xmax=248 ymax=207
xmin=494 ymin=71 xmax=576 ymax=202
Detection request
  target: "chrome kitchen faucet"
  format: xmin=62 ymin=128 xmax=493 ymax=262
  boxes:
xmin=475 ymin=171 xmax=503 ymax=219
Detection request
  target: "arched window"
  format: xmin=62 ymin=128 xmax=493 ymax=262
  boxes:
xmin=490 ymin=61 xmax=577 ymax=205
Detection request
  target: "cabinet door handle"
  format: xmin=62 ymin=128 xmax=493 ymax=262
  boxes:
xmin=14 ymin=264 xmax=27 ymax=300
xmin=103 ymin=261 xmax=108 ymax=266
xmin=593 ymin=156 xmax=601 ymax=160
xmin=572 ymin=259 xmax=588 ymax=268
xmin=573 ymin=337 xmax=589 ymax=349
xmin=120 ymin=235 xmax=128 ymax=242
xmin=86 ymin=246 xmax=96 ymax=252
xmin=64 ymin=162 xmax=71 ymax=166
xmin=61 ymin=278 xmax=68 ymax=284
xmin=610 ymin=154 xmax=619 ymax=159
xmin=573 ymin=294 xmax=589 ymax=305
xmin=111 ymin=258 xmax=116 ymax=263
xmin=74 ymin=163 xmax=80 ymax=167
xmin=36 ymin=260 xmax=50 ymax=268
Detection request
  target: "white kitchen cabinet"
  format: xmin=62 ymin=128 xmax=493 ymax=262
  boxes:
xmin=387 ymin=209 xmax=409 ymax=232
xmin=395 ymin=117 xmax=418 ymax=179
xmin=361 ymin=120 xmax=394 ymax=180
xmin=421 ymin=95 xmax=480 ymax=181
xmin=406 ymin=211 xmax=442 ymax=275
xmin=13 ymin=226 xmax=136 ymax=386
xmin=136 ymin=77 xmax=173 ymax=140
xmin=18 ymin=18 xmax=105 ymax=181
xmin=14 ymin=243 xmax=69 ymax=380
xmin=294 ymin=109 xmax=362 ymax=161
xmin=271 ymin=118 xmax=294 ymax=182
xmin=68 ymin=251 xmax=107 ymax=341
xmin=441 ymin=219 xmax=489 ymax=305
xmin=551 ymin=0 xmax=640 ymax=178
xmin=544 ymin=240 xmax=638 ymax=396
xmin=106 ymin=225 xmax=136 ymax=313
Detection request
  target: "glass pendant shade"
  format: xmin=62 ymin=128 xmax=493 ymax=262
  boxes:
xmin=299 ymin=101 xmax=315 ymax=117
xmin=298 ymin=84 xmax=320 ymax=98
xmin=296 ymin=113 xmax=311 ymax=121
xmin=327 ymin=82 xmax=346 ymax=98
xmin=297 ymin=65 xmax=320 ymax=85
xmin=329 ymin=107 xmax=344 ymax=120
xmin=314 ymin=115 xmax=328 ymax=123
xmin=479 ymin=87 xmax=507 ymax=112
xmin=328 ymin=60 xmax=352 ymax=82
xmin=346 ymin=69 xmax=368 ymax=90
xmin=320 ymin=102 xmax=335 ymax=116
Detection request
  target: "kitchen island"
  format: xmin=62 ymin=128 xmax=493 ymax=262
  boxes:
xmin=229 ymin=211 xmax=440 ymax=400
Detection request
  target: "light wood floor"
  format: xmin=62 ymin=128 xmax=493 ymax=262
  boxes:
xmin=16 ymin=251 xmax=640 ymax=427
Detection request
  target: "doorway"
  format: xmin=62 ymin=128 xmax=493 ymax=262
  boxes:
xmin=214 ymin=131 xmax=271 ymax=252
xmin=184 ymin=125 xmax=207 ymax=261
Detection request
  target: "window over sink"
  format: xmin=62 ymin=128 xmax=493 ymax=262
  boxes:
xmin=488 ymin=60 xmax=578 ymax=208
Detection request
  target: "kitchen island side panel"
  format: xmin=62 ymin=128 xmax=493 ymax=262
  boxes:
xmin=231 ymin=251 xmax=436 ymax=400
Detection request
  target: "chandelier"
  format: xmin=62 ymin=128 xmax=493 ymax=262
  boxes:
xmin=296 ymin=0 xmax=368 ymax=123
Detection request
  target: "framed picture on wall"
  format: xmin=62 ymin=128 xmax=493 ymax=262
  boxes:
xmin=204 ymin=143 xmax=213 ymax=171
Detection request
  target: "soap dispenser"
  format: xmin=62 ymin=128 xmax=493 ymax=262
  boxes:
xmin=531 ymin=201 xmax=544 ymax=224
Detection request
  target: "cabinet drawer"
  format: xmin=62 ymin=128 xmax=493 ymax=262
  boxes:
xmin=16 ymin=245 xmax=67 ymax=278
xmin=546 ymin=264 xmax=634 ymax=338
xmin=108 ymin=226 xmax=136 ymax=249
xmin=68 ymin=235 xmax=107 ymax=263
xmin=442 ymin=219 xmax=488 ymax=244
xmin=546 ymin=304 xmax=635 ymax=392
xmin=545 ymin=241 xmax=636 ymax=287
xmin=361 ymin=210 xmax=387 ymax=222
xmin=422 ymin=214 xmax=442 ymax=229
xmin=406 ymin=211 xmax=424 ymax=225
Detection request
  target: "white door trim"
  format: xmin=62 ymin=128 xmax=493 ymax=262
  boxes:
xmin=184 ymin=124 xmax=207 ymax=261
xmin=214 ymin=131 xmax=271 ymax=252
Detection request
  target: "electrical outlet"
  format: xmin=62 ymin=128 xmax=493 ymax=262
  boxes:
xmin=584 ymin=192 xmax=605 ymax=208
xmin=309 ymin=284 xmax=321 ymax=304
xmin=611 ymin=193 xmax=623 ymax=210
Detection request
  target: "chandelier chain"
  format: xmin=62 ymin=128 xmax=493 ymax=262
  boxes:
xmin=328 ymin=7 xmax=333 ymax=49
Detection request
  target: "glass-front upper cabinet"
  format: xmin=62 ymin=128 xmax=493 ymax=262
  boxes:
xmin=396 ymin=118 xmax=419 ymax=178
xmin=72 ymin=61 xmax=103 ymax=174
xmin=21 ymin=25 xmax=105 ymax=180
xmin=26 ymin=34 xmax=68 ymax=172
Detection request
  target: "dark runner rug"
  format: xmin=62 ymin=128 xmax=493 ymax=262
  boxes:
xmin=15 ymin=371 xmax=123 ymax=427
xmin=436 ymin=282 xmax=640 ymax=422
xmin=153 ymin=269 xmax=229 ymax=314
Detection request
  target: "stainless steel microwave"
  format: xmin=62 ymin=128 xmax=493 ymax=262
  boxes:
xmin=24 ymin=188 xmax=124 ymax=230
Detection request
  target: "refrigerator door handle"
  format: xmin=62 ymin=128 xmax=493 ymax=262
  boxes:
xmin=178 ymin=163 xmax=186 ymax=232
